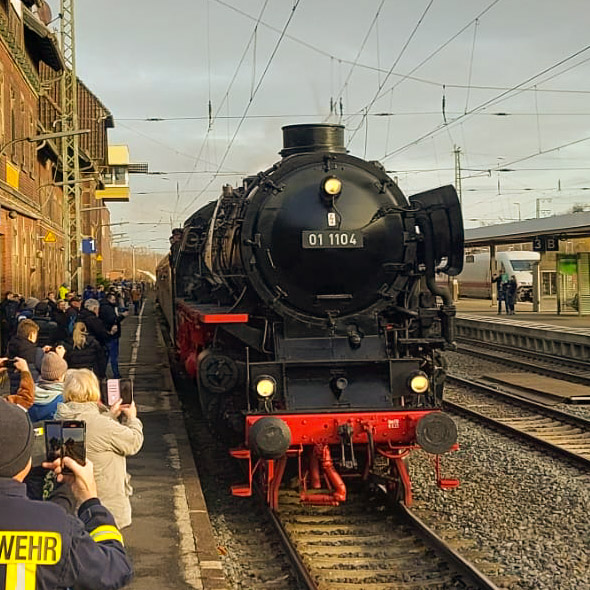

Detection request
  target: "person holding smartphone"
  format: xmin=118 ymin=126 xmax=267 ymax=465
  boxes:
xmin=54 ymin=369 xmax=143 ymax=528
xmin=1 ymin=356 xmax=35 ymax=409
xmin=0 ymin=399 xmax=133 ymax=589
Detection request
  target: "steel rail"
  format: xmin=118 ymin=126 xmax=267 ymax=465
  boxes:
xmin=396 ymin=503 xmax=502 ymax=590
xmin=446 ymin=376 xmax=590 ymax=469
xmin=447 ymin=375 xmax=590 ymax=429
xmin=456 ymin=338 xmax=590 ymax=386
xmin=264 ymin=485 xmax=504 ymax=590
xmin=265 ymin=507 xmax=319 ymax=590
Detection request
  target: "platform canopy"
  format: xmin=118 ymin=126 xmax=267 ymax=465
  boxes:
xmin=464 ymin=211 xmax=590 ymax=247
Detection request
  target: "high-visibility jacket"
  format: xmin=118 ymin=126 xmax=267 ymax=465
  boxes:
xmin=0 ymin=478 xmax=132 ymax=590
xmin=57 ymin=287 xmax=68 ymax=301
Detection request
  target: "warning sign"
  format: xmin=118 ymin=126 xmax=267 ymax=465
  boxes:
xmin=43 ymin=231 xmax=56 ymax=243
xmin=96 ymin=254 xmax=103 ymax=262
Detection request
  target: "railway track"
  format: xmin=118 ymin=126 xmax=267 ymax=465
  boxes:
xmin=446 ymin=375 xmax=590 ymax=468
xmin=271 ymin=490 xmax=500 ymax=590
xmin=456 ymin=339 xmax=590 ymax=387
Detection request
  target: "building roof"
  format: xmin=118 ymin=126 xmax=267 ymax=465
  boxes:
xmin=22 ymin=6 xmax=64 ymax=71
xmin=464 ymin=211 xmax=590 ymax=246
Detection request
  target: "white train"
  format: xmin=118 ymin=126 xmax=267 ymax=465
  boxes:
xmin=457 ymin=251 xmax=540 ymax=301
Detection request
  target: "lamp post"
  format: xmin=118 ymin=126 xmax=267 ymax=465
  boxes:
xmin=0 ymin=129 xmax=90 ymax=159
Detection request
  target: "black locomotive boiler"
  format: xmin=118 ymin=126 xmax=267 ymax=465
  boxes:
xmin=157 ymin=124 xmax=464 ymax=508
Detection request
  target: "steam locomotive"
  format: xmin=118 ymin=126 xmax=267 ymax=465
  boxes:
xmin=157 ymin=124 xmax=464 ymax=508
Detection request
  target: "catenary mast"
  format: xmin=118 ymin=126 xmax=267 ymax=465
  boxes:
xmin=60 ymin=0 xmax=82 ymax=291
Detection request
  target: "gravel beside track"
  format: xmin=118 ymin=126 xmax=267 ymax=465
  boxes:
xmin=174 ymin=378 xmax=300 ymax=590
xmin=445 ymin=351 xmax=590 ymax=420
xmin=409 ymin=413 xmax=590 ymax=590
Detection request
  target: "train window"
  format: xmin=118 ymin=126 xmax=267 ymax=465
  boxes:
xmin=465 ymin=255 xmax=474 ymax=263
xmin=511 ymin=260 xmax=535 ymax=271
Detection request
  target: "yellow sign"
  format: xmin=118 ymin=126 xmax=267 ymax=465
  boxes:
xmin=0 ymin=531 xmax=62 ymax=564
xmin=6 ymin=162 xmax=19 ymax=190
xmin=43 ymin=231 xmax=57 ymax=243
xmin=96 ymin=254 xmax=103 ymax=261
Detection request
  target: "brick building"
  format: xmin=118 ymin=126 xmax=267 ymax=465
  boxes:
xmin=0 ymin=0 xmax=114 ymax=297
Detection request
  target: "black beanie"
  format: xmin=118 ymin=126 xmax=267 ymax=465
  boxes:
xmin=0 ymin=400 xmax=34 ymax=477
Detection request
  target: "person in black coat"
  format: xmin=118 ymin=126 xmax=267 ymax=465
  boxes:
xmin=46 ymin=291 xmax=58 ymax=317
xmin=53 ymin=299 xmax=70 ymax=342
xmin=0 ymin=291 xmax=19 ymax=355
xmin=7 ymin=319 xmax=44 ymax=389
xmin=65 ymin=296 xmax=82 ymax=335
xmin=65 ymin=322 xmax=106 ymax=379
xmin=505 ymin=275 xmax=518 ymax=315
xmin=79 ymin=299 xmax=111 ymax=347
xmin=99 ymin=293 xmax=126 ymax=379
xmin=33 ymin=301 xmax=59 ymax=347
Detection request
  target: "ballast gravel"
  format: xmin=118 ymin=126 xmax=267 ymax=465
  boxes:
xmin=409 ymin=414 xmax=590 ymax=590
xmin=445 ymin=350 xmax=590 ymax=420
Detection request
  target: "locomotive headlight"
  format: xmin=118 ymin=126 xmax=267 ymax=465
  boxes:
xmin=322 ymin=176 xmax=342 ymax=196
xmin=255 ymin=376 xmax=276 ymax=398
xmin=409 ymin=372 xmax=430 ymax=394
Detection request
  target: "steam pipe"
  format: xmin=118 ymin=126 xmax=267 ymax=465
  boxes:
xmin=300 ymin=445 xmax=347 ymax=506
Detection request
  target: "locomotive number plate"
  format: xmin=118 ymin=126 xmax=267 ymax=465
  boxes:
xmin=302 ymin=231 xmax=363 ymax=249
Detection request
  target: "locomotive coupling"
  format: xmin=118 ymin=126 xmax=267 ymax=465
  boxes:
xmin=415 ymin=412 xmax=458 ymax=454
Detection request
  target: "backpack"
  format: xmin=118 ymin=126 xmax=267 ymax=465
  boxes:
xmin=67 ymin=314 xmax=76 ymax=336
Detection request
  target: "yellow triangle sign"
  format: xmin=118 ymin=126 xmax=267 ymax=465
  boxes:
xmin=43 ymin=231 xmax=57 ymax=243
xmin=96 ymin=254 xmax=103 ymax=261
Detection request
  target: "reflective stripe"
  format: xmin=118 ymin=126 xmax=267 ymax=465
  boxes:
xmin=4 ymin=564 xmax=17 ymax=590
xmin=23 ymin=564 xmax=36 ymax=590
xmin=4 ymin=563 xmax=36 ymax=590
xmin=88 ymin=525 xmax=124 ymax=546
xmin=91 ymin=532 xmax=124 ymax=544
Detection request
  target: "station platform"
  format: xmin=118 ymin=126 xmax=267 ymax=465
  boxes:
xmin=117 ymin=298 xmax=227 ymax=590
xmin=455 ymin=297 xmax=589 ymax=331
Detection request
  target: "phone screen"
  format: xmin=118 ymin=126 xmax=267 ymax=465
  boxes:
xmin=119 ymin=379 xmax=133 ymax=405
xmin=107 ymin=379 xmax=121 ymax=406
xmin=62 ymin=421 xmax=86 ymax=467
xmin=45 ymin=421 xmax=62 ymax=462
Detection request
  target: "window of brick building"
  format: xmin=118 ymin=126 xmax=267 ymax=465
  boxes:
xmin=29 ymin=109 xmax=35 ymax=179
xmin=0 ymin=65 xmax=4 ymax=143
xmin=19 ymin=93 xmax=24 ymax=168
xmin=10 ymin=87 xmax=16 ymax=162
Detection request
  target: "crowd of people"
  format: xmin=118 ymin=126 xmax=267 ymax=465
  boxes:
xmin=492 ymin=273 xmax=518 ymax=314
xmin=0 ymin=280 xmax=147 ymax=589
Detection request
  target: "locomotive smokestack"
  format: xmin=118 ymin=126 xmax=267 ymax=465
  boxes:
xmin=280 ymin=124 xmax=347 ymax=157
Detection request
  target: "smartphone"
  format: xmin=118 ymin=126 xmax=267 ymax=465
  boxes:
xmin=44 ymin=420 xmax=63 ymax=462
xmin=106 ymin=379 xmax=121 ymax=406
xmin=119 ymin=378 xmax=133 ymax=405
xmin=44 ymin=420 xmax=86 ymax=473
xmin=61 ymin=420 xmax=86 ymax=472
xmin=101 ymin=378 xmax=133 ymax=406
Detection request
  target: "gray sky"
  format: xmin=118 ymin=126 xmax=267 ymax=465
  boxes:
xmin=46 ymin=0 xmax=590 ymax=250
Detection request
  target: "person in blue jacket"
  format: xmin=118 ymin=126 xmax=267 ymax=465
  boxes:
xmin=0 ymin=399 xmax=133 ymax=590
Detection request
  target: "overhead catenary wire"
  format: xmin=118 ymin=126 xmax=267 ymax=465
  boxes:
xmin=464 ymin=18 xmax=479 ymax=114
xmin=346 ymin=0 xmax=436 ymax=146
xmin=382 ymin=42 xmax=590 ymax=162
xmin=179 ymin=0 xmax=302 ymax=217
xmin=344 ymin=0 xmax=503 ymax=128
xmin=324 ymin=0 xmax=387 ymax=123
xmin=180 ymin=0 xmax=271 ymax=194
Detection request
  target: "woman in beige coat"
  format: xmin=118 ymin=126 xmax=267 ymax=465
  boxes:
xmin=55 ymin=369 xmax=144 ymax=528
